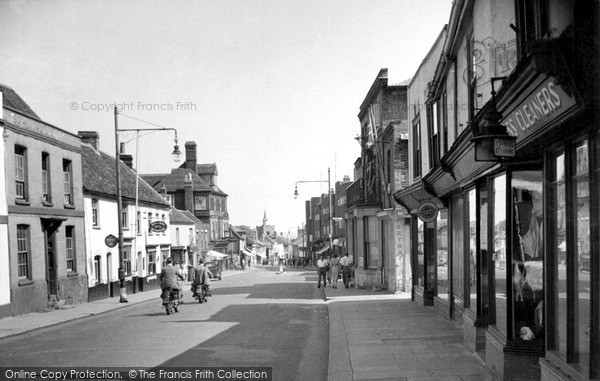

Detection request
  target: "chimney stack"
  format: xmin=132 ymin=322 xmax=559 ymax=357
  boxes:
xmin=78 ymin=131 xmax=99 ymax=150
xmin=184 ymin=172 xmax=194 ymax=212
xmin=120 ymin=154 xmax=133 ymax=169
xmin=185 ymin=141 xmax=197 ymax=173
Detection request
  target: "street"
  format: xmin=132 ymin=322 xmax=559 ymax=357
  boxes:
xmin=0 ymin=267 xmax=329 ymax=381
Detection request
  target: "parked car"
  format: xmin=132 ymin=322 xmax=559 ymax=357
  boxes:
xmin=205 ymin=261 xmax=222 ymax=280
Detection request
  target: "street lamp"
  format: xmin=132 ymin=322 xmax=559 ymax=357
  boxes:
xmin=294 ymin=167 xmax=334 ymax=258
xmin=114 ymin=107 xmax=181 ymax=303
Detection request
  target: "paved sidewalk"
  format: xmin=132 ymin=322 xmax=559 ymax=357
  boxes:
xmin=324 ymin=283 xmax=497 ymax=381
xmin=0 ymin=267 xmax=253 ymax=341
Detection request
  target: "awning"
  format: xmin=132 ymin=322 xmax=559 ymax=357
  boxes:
xmin=393 ymin=179 xmax=442 ymax=213
xmin=242 ymin=248 xmax=255 ymax=256
xmin=207 ymin=250 xmax=228 ymax=259
xmin=317 ymin=244 xmax=330 ymax=255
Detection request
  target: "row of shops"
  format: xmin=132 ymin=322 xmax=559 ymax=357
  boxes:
xmin=342 ymin=1 xmax=598 ymax=380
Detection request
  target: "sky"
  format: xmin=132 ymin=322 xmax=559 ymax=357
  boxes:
xmin=1 ymin=0 xmax=453 ymax=235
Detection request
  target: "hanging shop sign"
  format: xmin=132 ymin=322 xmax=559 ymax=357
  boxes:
xmin=149 ymin=221 xmax=168 ymax=233
xmin=417 ymin=201 xmax=439 ymax=223
xmin=105 ymin=234 xmax=118 ymax=248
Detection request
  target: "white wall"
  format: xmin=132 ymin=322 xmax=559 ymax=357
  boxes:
xmin=84 ymin=195 xmax=171 ymax=285
xmin=0 ymin=118 xmax=11 ymax=306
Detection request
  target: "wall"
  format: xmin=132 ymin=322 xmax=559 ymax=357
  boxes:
xmin=407 ymin=28 xmax=446 ymax=180
xmin=4 ymin=112 xmax=87 ymax=315
xmin=0 ymin=121 xmax=11 ymax=316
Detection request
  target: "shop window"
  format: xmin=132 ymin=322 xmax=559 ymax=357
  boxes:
xmin=548 ymin=138 xmax=591 ymax=371
xmin=479 ymin=182 xmax=490 ymax=317
xmin=492 ymin=174 xmax=507 ymax=336
xmin=416 ymin=218 xmax=424 ymax=288
xmin=451 ymin=196 xmax=465 ymax=301
xmin=467 ymin=189 xmax=477 ymax=312
xmin=436 ymin=209 xmax=449 ymax=301
xmin=511 ymin=170 xmax=544 ymax=344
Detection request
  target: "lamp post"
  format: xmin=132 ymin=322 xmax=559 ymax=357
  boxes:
xmin=114 ymin=107 xmax=182 ymax=303
xmin=294 ymin=167 xmax=333 ymax=258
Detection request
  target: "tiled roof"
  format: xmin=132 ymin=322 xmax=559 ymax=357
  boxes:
xmin=141 ymin=168 xmax=212 ymax=192
xmin=196 ymin=163 xmax=217 ymax=175
xmin=170 ymin=208 xmax=194 ymax=225
xmin=0 ymin=84 xmax=39 ymax=119
xmin=81 ymin=143 xmax=170 ymax=207
xmin=141 ymin=174 xmax=169 ymax=188
xmin=180 ymin=210 xmax=203 ymax=225
xmin=229 ymin=226 xmax=244 ymax=239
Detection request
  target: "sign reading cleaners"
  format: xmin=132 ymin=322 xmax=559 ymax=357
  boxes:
xmin=502 ymin=75 xmax=577 ymax=142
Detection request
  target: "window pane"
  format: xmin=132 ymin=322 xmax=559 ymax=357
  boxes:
xmin=17 ymin=226 xmax=29 ymax=279
xmin=479 ymin=183 xmax=490 ymax=316
xmin=493 ymin=174 xmax=507 ymax=335
xmin=512 ymin=170 xmax=544 ymax=344
xmin=553 ymin=151 xmax=568 ymax=357
xmin=574 ymin=140 xmax=590 ymax=369
xmin=437 ymin=209 xmax=449 ymax=300
xmin=468 ymin=189 xmax=477 ymax=312
xmin=452 ymin=197 xmax=464 ymax=299
xmin=417 ymin=218 xmax=424 ymax=288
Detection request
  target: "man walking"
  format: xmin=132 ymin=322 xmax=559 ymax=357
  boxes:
xmin=340 ymin=252 xmax=353 ymax=288
xmin=316 ymin=254 xmax=328 ymax=289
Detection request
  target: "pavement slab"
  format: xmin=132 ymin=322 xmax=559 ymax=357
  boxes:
xmin=324 ymin=282 xmax=498 ymax=381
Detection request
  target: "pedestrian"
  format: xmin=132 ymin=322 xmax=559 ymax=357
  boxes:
xmin=325 ymin=254 xmax=332 ymax=287
xmin=316 ymin=254 xmax=328 ymax=288
xmin=329 ymin=253 xmax=341 ymax=289
xmin=340 ymin=252 xmax=353 ymax=288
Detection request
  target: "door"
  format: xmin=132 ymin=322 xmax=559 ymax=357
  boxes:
xmin=45 ymin=231 xmax=57 ymax=296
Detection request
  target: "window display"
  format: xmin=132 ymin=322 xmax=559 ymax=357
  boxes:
xmin=511 ymin=170 xmax=544 ymax=343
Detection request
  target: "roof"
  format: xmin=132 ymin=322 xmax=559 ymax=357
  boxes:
xmin=180 ymin=210 xmax=203 ymax=225
xmin=247 ymin=237 xmax=265 ymax=247
xmin=229 ymin=225 xmax=245 ymax=239
xmin=141 ymin=168 xmax=212 ymax=192
xmin=169 ymin=208 xmax=195 ymax=225
xmin=141 ymin=174 xmax=169 ymax=188
xmin=0 ymin=84 xmax=39 ymax=119
xmin=196 ymin=163 xmax=217 ymax=176
xmin=81 ymin=143 xmax=170 ymax=207
xmin=275 ymin=236 xmax=291 ymax=245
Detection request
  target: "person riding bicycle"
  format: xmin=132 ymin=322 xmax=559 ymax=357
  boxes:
xmin=160 ymin=257 xmax=185 ymax=301
xmin=192 ymin=258 xmax=213 ymax=297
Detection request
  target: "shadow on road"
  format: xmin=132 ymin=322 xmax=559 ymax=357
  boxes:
xmin=214 ymin=282 xmax=319 ymax=300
